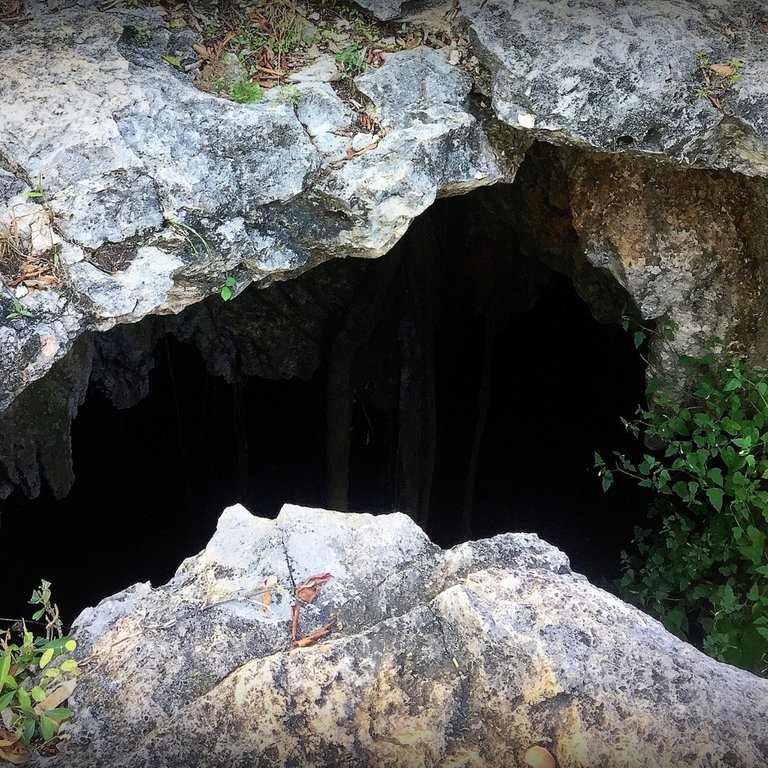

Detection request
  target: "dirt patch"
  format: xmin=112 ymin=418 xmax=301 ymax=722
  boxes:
xmin=135 ymin=0 xmax=461 ymax=99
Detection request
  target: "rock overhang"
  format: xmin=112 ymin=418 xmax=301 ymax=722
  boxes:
xmin=0 ymin=1 xmax=510 ymax=413
xmin=2 ymin=0 xmax=768 ymax=501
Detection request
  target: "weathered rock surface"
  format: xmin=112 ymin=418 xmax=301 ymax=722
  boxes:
xmin=37 ymin=504 xmax=768 ymax=768
xmin=4 ymin=0 xmax=768 ymax=497
xmin=461 ymin=0 xmax=768 ymax=175
xmin=0 ymin=0 xmax=504 ymax=414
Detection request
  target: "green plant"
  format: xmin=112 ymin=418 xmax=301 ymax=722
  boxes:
xmin=166 ymin=10 xmax=186 ymax=30
xmin=596 ymin=332 xmax=768 ymax=674
xmin=220 ymin=276 xmax=236 ymax=301
xmin=335 ymin=44 xmax=368 ymax=75
xmin=6 ymin=298 xmax=31 ymax=320
xmin=695 ymin=51 xmax=744 ymax=109
xmin=0 ymin=582 xmax=77 ymax=755
xmin=162 ymin=54 xmax=181 ymax=69
xmin=229 ymin=78 xmax=263 ymax=104
xmin=23 ymin=176 xmax=45 ymax=200
xmin=278 ymin=84 xmax=299 ymax=106
xmin=168 ymin=220 xmax=211 ymax=259
xmin=134 ymin=25 xmax=151 ymax=43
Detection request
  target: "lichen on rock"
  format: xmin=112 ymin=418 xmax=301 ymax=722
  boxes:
xmin=36 ymin=504 xmax=768 ymax=767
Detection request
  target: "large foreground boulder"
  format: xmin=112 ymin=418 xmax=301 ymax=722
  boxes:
xmin=38 ymin=504 xmax=768 ymax=767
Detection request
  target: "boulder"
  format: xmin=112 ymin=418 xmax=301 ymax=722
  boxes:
xmin=38 ymin=504 xmax=768 ymax=768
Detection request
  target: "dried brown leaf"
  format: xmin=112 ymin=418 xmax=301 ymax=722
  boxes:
xmin=34 ymin=678 xmax=76 ymax=714
xmin=293 ymin=621 xmax=334 ymax=648
xmin=709 ymin=63 xmax=736 ymax=77
xmin=295 ymin=572 xmax=333 ymax=604
xmin=290 ymin=602 xmax=300 ymax=642
xmin=192 ymin=42 xmax=210 ymax=59
xmin=23 ymin=275 xmax=60 ymax=290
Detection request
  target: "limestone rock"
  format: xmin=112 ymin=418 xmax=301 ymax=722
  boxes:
xmin=0 ymin=3 xmax=504 ymax=414
xmin=6 ymin=0 xmax=768 ymax=499
xmin=462 ymin=0 xmax=768 ymax=173
xmin=38 ymin=505 xmax=768 ymax=768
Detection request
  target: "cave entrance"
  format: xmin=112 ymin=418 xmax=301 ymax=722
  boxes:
xmin=0 ymin=184 xmax=648 ymax=622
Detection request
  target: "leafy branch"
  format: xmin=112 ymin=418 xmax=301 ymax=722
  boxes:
xmin=597 ymin=328 xmax=768 ymax=675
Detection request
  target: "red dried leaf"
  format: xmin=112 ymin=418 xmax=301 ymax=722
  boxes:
xmin=294 ymin=572 xmax=333 ymax=604
xmin=293 ymin=621 xmax=334 ymax=648
xmin=290 ymin=603 xmax=300 ymax=642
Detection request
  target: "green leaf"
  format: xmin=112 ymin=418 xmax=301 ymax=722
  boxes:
xmin=633 ymin=331 xmax=645 ymax=348
xmin=706 ymin=487 xmax=724 ymax=512
xmin=30 ymin=686 xmax=47 ymax=702
xmin=64 ymin=639 xmax=76 ymax=653
xmin=221 ymin=285 xmax=232 ymax=301
xmin=40 ymin=647 xmax=54 ymax=669
xmin=60 ymin=659 xmax=77 ymax=673
xmin=163 ymin=54 xmax=181 ymax=68
xmin=17 ymin=687 xmax=32 ymax=713
xmin=680 ymin=354 xmax=703 ymax=368
xmin=45 ymin=707 xmax=73 ymax=721
xmin=720 ymin=582 xmax=739 ymax=613
xmin=0 ymin=654 xmax=10 ymax=685
xmin=21 ymin=719 xmax=35 ymax=746
xmin=0 ymin=690 xmax=14 ymax=711
xmin=601 ymin=470 xmax=613 ymax=492
xmin=39 ymin=714 xmax=56 ymax=742
xmin=646 ymin=377 xmax=662 ymax=396
xmin=707 ymin=467 xmax=724 ymax=487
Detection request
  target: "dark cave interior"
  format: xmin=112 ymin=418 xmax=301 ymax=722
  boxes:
xmin=0 ymin=188 xmax=651 ymax=624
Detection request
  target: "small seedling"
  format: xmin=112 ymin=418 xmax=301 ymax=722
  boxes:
xmin=134 ymin=25 xmax=151 ymax=43
xmin=336 ymin=44 xmax=368 ymax=75
xmin=23 ymin=176 xmax=45 ymax=200
xmin=168 ymin=220 xmax=211 ymax=259
xmin=6 ymin=298 xmax=31 ymax=320
xmin=695 ymin=50 xmax=744 ymax=109
xmin=229 ymin=79 xmax=263 ymax=104
xmin=220 ymin=276 xmax=236 ymax=301
xmin=0 ymin=582 xmax=78 ymax=754
xmin=278 ymin=84 xmax=299 ymax=106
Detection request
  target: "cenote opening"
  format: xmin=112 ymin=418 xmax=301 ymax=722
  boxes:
xmin=0 ymin=185 xmax=651 ymax=623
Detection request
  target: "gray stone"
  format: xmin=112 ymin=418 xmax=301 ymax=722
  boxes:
xmin=462 ymin=0 xmax=768 ymax=174
xmin=287 ymin=54 xmax=340 ymax=83
xmin=34 ymin=505 xmax=768 ymax=768
xmin=294 ymin=82 xmax=355 ymax=138
xmin=7 ymin=0 xmax=768 ymax=501
xmin=0 ymin=3 xmax=503 ymax=422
